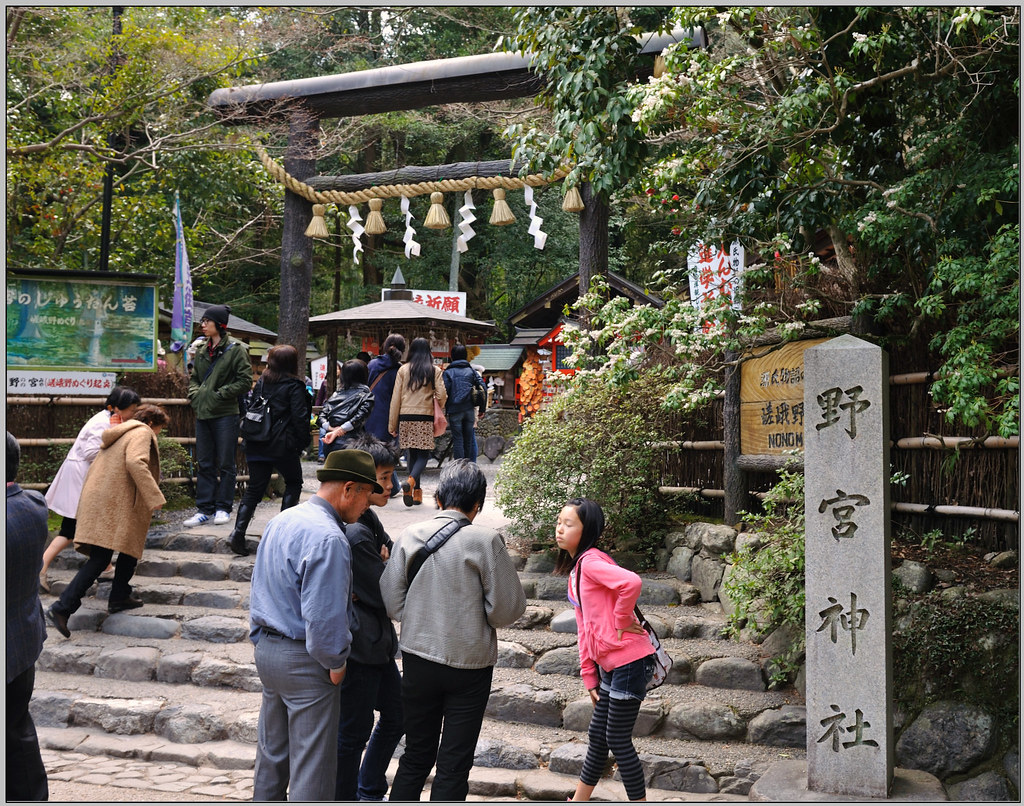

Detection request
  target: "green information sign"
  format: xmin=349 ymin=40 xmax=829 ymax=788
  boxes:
xmin=6 ymin=271 xmax=159 ymax=371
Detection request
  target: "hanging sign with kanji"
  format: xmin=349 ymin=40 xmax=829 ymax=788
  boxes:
xmin=384 ymin=288 xmax=467 ymax=317
xmin=687 ymin=240 xmax=744 ymax=329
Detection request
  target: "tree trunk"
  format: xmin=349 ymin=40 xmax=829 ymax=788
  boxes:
xmin=723 ymin=350 xmax=747 ymax=527
xmin=578 ymin=182 xmax=608 ymax=298
xmin=278 ymin=108 xmax=319 ymax=371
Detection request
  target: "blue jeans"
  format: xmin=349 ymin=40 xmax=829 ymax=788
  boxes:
xmin=336 ymin=659 xmax=404 ymax=800
xmin=195 ymin=414 xmax=240 ymax=514
xmin=447 ymin=409 xmax=478 ymax=462
xmin=598 ymin=655 xmax=656 ymax=702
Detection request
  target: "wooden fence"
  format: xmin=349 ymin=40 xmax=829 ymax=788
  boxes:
xmin=654 ymin=370 xmax=1019 ymax=553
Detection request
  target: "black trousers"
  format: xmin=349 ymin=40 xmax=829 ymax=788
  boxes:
xmin=7 ymin=665 xmax=48 ymax=801
xmin=389 ymin=652 xmax=492 ymax=802
xmin=53 ymin=546 xmax=137 ymax=617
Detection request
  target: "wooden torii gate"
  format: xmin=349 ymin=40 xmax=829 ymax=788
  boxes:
xmin=207 ymin=29 xmax=706 ymax=370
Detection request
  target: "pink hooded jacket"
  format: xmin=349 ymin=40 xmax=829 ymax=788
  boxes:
xmin=569 ymin=548 xmax=655 ymax=691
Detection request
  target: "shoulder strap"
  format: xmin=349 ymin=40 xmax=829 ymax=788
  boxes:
xmin=574 ymin=556 xmax=583 ymax=613
xmin=407 ymin=518 xmax=464 ymax=586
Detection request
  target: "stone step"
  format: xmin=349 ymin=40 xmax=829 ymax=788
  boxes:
xmin=36 ymin=700 xmax=795 ymax=799
xmin=51 ymin=548 xmax=254 ymax=581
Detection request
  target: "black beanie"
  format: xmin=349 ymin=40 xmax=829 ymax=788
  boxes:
xmin=203 ymin=304 xmax=231 ymax=327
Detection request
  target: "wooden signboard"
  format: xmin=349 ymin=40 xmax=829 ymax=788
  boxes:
xmin=740 ymin=338 xmax=827 ymax=455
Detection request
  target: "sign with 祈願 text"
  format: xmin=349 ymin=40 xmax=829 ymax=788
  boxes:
xmin=740 ymin=339 xmax=826 ymax=454
xmin=383 ymin=288 xmax=467 ymax=317
xmin=7 ymin=272 xmax=158 ymax=371
xmin=804 ymin=335 xmax=893 ymax=798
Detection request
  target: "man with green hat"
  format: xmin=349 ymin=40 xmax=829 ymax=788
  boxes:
xmin=248 ymin=449 xmax=383 ymax=801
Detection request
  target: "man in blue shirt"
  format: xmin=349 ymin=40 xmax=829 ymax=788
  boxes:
xmin=249 ymin=449 xmax=383 ymax=801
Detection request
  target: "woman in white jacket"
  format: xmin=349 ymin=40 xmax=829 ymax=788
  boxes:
xmin=39 ymin=386 xmax=141 ymax=591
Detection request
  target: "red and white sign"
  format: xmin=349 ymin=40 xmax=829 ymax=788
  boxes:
xmin=688 ymin=241 xmax=744 ymax=330
xmin=384 ymin=289 xmax=467 ymax=317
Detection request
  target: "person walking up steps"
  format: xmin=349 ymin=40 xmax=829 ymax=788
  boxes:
xmin=185 ymin=303 xmax=252 ymax=528
xmin=40 ymin=385 xmax=141 ymax=592
xmin=45 ymin=405 xmax=169 ymax=637
xmin=554 ymin=498 xmax=655 ymax=802
xmin=227 ymin=344 xmax=311 ymax=557
xmin=388 ymin=337 xmax=446 ymax=507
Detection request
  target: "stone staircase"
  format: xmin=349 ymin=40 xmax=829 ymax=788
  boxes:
xmin=32 ymin=467 xmax=807 ymax=801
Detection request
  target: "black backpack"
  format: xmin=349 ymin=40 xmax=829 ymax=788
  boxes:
xmin=240 ymin=381 xmax=273 ymax=442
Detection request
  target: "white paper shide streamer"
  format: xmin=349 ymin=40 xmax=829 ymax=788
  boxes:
xmin=524 ymin=185 xmax=547 ymax=250
xmin=400 ymin=196 xmax=421 ymax=258
xmin=457 ymin=190 xmax=477 ymax=254
xmin=347 ymin=205 xmax=364 ymax=264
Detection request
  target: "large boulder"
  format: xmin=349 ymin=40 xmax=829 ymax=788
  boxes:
xmin=946 ymin=771 xmax=1011 ymax=801
xmin=664 ymin=702 xmax=746 ymax=741
xmin=666 ymin=547 xmax=694 ymax=582
xmin=746 ymin=705 xmax=806 ymax=747
xmin=691 ymin=555 xmax=727 ymax=602
xmin=694 ymin=657 xmax=764 ymax=691
xmin=895 ymin=701 xmax=998 ymax=778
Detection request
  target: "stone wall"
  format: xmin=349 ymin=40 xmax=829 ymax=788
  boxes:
xmin=656 ymin=519 xmax=1021 ymax=800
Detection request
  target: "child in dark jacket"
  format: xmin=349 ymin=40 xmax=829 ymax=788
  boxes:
xmin=555 ymin=498 xmax=655 ymax=802
xmin=334 ymin=436 xmax=404 ymax=801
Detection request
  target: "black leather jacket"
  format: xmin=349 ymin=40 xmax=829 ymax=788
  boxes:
xmin=244 ymin=376 xmax=312 ymax=458
xmin=319 ymin=384 xmax=374 ymax=433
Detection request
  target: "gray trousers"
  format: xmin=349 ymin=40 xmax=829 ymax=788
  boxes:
xmin=253 ymin=634 xmax=342 ymax=801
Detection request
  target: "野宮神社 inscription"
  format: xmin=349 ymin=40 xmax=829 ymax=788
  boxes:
xmin=804 ymin=335 xmax=893 ymax=798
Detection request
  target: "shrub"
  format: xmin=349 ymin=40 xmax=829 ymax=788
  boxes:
xmin=156 ymin=436 xmax=193 ymax=510
xmin=495 ymin=371 xmax=672 ymax=566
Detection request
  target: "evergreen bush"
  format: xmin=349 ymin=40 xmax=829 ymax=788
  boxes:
xmin=495 ymin=372 xmax=672 ymax=567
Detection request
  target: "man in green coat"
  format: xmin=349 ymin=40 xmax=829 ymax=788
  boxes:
xmin=185 ymin=304 xmax=253 ymax=527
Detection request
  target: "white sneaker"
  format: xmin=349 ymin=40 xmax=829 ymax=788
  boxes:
xmin=183 ymin=512 xmax=211 ymax=527
xmin=214 ymin=510 xmax=231 ymax=525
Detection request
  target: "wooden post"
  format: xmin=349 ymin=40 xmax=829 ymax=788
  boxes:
xmin=279 ymin=108 xmax=319 ymax=371
xmin=723 ymin=349 xmax=747 ymax=526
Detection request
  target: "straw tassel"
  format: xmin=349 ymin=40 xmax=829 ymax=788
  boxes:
xmin=561 ymin=185 xmax=584 ymax=213
xmin=489 ymin=187 xmax=516 ymax=226
xmin=424 ymin=191 xmax=451 ymax=230
xmin=305 ymin=203 xmax=329 ymax=238
xmin=365 ymin=198 xmax=386 ymax=235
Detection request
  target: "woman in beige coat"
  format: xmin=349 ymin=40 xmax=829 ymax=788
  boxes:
xmin=388 ymin=337 xmax=446 ymax=506
xmin=46 ymin=404 xmax=169 ymax=638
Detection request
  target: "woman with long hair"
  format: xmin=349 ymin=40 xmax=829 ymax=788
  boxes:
xmin=45 ymin=404 xmax=169 ymax=636
xmin=40 ymin=385 xmax=141 ymax=592
xmin=554 ymin=498 xmax=655 ymax=802
xmin=387 ymin=337 xmax=446 ymax=506
xmin=227 ymin=344 xmax=312 ymax=556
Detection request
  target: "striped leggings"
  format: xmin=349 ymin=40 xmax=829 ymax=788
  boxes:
xmin=579 ymin=693 xmax=645 ymax=800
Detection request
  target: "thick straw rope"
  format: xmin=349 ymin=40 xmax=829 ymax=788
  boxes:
xmin=255 ymin=144 xmax=569 ymax=204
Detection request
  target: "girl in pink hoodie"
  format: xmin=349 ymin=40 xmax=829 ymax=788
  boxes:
xmin=555 ymin=498 xmax=655 ymax=802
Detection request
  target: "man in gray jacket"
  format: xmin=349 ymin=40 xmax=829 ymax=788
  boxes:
xmin=184 ymin=303 xmax=252 ymax=527
xmin=380 ymin=459 xmax=526 ymax=801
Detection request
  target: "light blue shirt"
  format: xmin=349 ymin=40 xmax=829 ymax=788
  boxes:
xmin=249 ymin=496 xmax=353 ymax=671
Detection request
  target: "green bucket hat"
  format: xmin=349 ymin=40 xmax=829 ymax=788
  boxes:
xmin=316 ymin=449 xmax=384 ymax=493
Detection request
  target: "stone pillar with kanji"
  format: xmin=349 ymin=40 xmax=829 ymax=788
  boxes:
xmin=804 ymin=334 xmax=893 ymax=798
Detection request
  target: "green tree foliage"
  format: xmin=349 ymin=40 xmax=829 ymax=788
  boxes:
xmin=6 ymin=7 xmax=284 ymax=314
xmin=495 ymin=371 xmax=672 ymax=564
xmin=504 ymin=7 xmax=673 ymax=200
xmin=625 ymin=6 xmax=1019 ymax=434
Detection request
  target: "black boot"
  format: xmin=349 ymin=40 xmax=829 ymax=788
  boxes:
xmin=228 ymin=502 xmax=256 ymax=557
xmin=280 ymin=489 xmax=301 ymax=511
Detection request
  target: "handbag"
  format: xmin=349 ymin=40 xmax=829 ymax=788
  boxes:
xmin=240 ymin=381 xmax=273 ymax=442
xmin=575 ymin=556 xmax=673 ymax=691
xmin=471 ymin=372 xmax=487 ymax=409
xmin=633 ymin=603 xmax=673 ymax=690
xmin=432 ymin=397 xmax=448 ymax=437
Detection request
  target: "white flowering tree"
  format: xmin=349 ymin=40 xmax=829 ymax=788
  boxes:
xmin=557 ymin=6 xmax=1018 ymax=435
